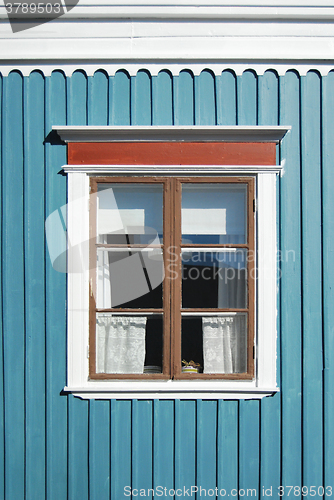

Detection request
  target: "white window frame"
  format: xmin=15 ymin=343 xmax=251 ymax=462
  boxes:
xmin=54 ymin=125 xmax=289 ymax=400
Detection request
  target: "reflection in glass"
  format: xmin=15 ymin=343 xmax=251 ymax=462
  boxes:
xmin=96 ymin=313 xmax=163 ymax=374
xmin=97 ymin=184 xmax=163 ymax=244
xmin=182 ymin=250 xmax=247 ymax=309
xmin=181 ymin=184 xmax=247 ymax=244
xmin=96 ymin=248 xmax=163 ymax=309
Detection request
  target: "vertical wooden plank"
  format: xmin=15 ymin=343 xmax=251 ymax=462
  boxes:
xmin=195 ymin=69 xmax=216 ymax=125
xmin=89 ymin=400 xmax=110 ymax=500
xmin=152 ymin=70 xmax=173 ymax=125
xmin=153 ymin=400 xmax=174 ymax=493
xmin=258 ymin=70 xmax=281 ymax=500
xmin=216 ymin=69 xmax=237 ymax=125
xmin=300 ymin=71 xmax=323 ymax=497
xmin=24 ymin=70 xmax=46 ymax=500
xmin=131 ymin=70 xmax=152 ymax=125
xmin=110 ymin=400 xmax=132 ymax=499
xmin=239 ymin=401 xmax=260 ymax=496
xmin=0 ymin=73 xmax=4 ymax=500
xmin=279 ymin=70 xmax=302 ymax=490
xmin=217 ymin=401 xmax=238 ymax=500
xmin=88 ymin=70 xmax=108 ymax=125
xmin=175 ymin=400 xmax=196 ymax=499
xmin=2 ymin=70 xmax=25 ymax=500
xmin=45 ymin=70 xmax=68 ymax=500
xmin=67 ymin=70 xmax=87 ymax=125
xmin=237 ymin=70 xmax=258 ymax=125
xmin=196 ymin=400 xmax=217 ymax=496
xmin=132 ymin=400 xmax=153 ymax=496
xmin=66 ymin=69 xmax=90 ymax=500
xmin=109 ymin=70 xmax=131 ymax=125
xmin=173 ymin=69 xmax=195 ymax=125
xmin=322 ymin=70 xmax=334 ymax=496
xmin=237 ymin=68 xmax=260 ymax=497
xmin=87 ymin=69 xmax=111 ymax=500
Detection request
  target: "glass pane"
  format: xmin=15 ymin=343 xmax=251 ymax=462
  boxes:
xmin=96 ymin=248 xmax=163 ymax=309
xmin=96 ymin=313 xmax=163 ymax=374
xmin=181 ymin=184 xmax=247 ymax=244
xmin=182 ymin=250 xmax=247 ymax=309
xmin=181 ymin=314 xmax=247 ymax=375
xmin=97 ymin=184 xmax=163 ymax=244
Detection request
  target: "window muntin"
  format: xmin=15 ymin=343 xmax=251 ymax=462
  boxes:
xmin=89 ymin=176 xmax=255 ymax=381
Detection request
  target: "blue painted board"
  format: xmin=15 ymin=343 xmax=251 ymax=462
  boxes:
xmin=279 ymin=70 xmax=302 ymax=489
xmin=216 ymin=70 xmax=237 ymax=125
xmin=258 ymin=70 xmax=281 ymax=500
xmin=322 ymin=70 xmax=334 ymax=494
xmin=301 ymin=71 xmax=323 ymax=497
xmin=196 ymin=400 xmax=217 ymax=496
xmin=174 ymin=400 xmax=196 ymax=499
xmin=109 ymin=70 xmax=131 ymax=125
xmin=45 ymin=70 xmax=68 ymax=500
xmin=24 ymin=70 xmax=47 ymax=500
xmin=67 ymin=70 xmax=87 ymax=125
xmin=217 ymin=401 xmax=238 ymax=500
xmin=237 ymin=70 xmax=257 ymax=125
xmin=152 ymin=70 xmax=173 ymax=125
xmin=89 ymin=400 xmax=110 ymax=500
xmin=132 ymin=400 xmax=153 ymax=496
xmin=68 ymin=397 xmax=89 ymax=500
xmin=110 ymin=400 xmax=132 ymax=499
xmin=239 ymin=400 xmax=260 ymax=497
xmin=153 ymin=400 xmax=174 ymax=493
xmin=131 ymin=70 xmax=152 ymax=125
xmin=2 ymin=70 xmax=25 ymax=500
xmin=88 ymin=70 xmax=109 ymax=126
xmin=173 ymin=70 xmax=194 ymax=125
xmin=195 ymin=69 xmax=216 ymax=125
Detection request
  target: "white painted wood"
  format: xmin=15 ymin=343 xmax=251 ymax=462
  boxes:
xmin=53 ymin=125 xmax=290 ymax=143
xmin=63 ymin=385 xmax=279 ymax=400
xmin=0 ymin=63 xmax=333 ymax=77
xmin=256 ymin=173 xmax=277 ymax=389
xmin=63 ymin=164 xmax=283 ymax=174
xmin=1 ymin=36 xmax=334 ymax=64
xmin=67 ymin=173 xmax=90 ymax=387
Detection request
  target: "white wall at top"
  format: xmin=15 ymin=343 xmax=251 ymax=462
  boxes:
xmin=0 ymin=1 xmax=334 ymax=75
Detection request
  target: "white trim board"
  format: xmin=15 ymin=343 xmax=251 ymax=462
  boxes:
xmin=54 ymin=125 xmax=290 ymax=144
xmin=1 ymin=63 xmax=334 ymax=78
xmin=63 ymin=164 xmax=283 ymax=175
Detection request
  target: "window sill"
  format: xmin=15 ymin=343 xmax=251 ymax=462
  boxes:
xmin=63 ymin=382 xmax=279 ymax=400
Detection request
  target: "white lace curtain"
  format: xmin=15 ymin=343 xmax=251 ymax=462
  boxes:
xmin=202 ymin=315 xmax=247 ymax=374
xmin=96 ymin=315 xmax=147 ymax=374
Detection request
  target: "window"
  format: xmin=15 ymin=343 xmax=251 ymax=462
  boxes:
xmin=54 ymin=124 xmax=289 ymax=399
xmin=89 ymin=176 xmax=255 ymax=381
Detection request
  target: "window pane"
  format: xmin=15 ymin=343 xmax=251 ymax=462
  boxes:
xmin=97 ymin=184 xmax=163 ymax=244
xmin=181 ymin=184 xmax=247 ymax=244
xmin=182 ymin=250 xmax=247 ymax=309
xmin=181 ymin=314 xmax=247 ymax=375
xmin=96 ymin=248 xmax=163 ymax=309
xmin=96 ymin=313 xmax=163 ymax=374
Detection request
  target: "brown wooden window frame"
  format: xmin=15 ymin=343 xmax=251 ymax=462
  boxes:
xmin=89 ymin=175 xmax=255 ymax=381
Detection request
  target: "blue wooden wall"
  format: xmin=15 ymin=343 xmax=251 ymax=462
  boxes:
xmin=0 ymin=67 xmax=333 ymax=500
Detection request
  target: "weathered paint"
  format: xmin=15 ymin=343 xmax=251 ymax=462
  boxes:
xmin=0 ymin=67 xmax=332 ymax=499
